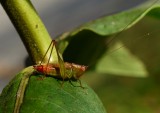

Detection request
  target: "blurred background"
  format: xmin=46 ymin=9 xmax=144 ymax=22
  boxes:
xmin=0 ymin=0 xmax=147 ymax=92
xmin=1 ymin=0 xmax=160 ymax=113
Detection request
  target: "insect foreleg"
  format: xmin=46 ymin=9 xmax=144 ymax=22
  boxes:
xmin=67 ymin=67 xmax=73 ymax=79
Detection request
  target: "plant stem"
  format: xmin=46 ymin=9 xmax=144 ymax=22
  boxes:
xmin=0 ymin=0 xmax=54 ymax=64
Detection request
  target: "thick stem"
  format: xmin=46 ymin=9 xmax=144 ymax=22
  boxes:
xmin=0 ymin=0 xmax=56 ymax=64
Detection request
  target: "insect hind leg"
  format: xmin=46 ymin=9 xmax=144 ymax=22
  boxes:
xmin=68 ymin=79 xmax=85 ymax=89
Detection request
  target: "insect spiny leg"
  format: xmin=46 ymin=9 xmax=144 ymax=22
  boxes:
xmin=39 ymin=40 xmax=54 ymax=65
xmin=78 ymin=79 xmax=85 ymax=89
xmin=53 ymin=40 xmax=66 ymax=80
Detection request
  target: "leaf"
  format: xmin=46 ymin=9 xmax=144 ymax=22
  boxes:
xmin=0 ymin=67 xmax=106 ymax=113
xmin=56 ymin=0 xmax=160 ymax=77
xmin=68 ymin=0 xmax=160 ymax=36
xmin=96 ymin=41 xmax=148 ymax=77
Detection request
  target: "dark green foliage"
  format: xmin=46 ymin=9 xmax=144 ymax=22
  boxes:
xmin=0 ymin=68 xmax=106 ymax=113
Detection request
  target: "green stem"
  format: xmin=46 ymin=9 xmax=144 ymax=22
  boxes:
xmin=0 ymin=0 xmax=54 ymax=64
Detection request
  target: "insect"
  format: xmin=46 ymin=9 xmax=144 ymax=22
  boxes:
xmin=33 ymin=40 xmax=87 ymax=87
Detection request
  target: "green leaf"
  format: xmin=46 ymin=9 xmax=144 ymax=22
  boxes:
xmin=69 ymin=0 xmax=160 ymax=36
xmin=0 ymin=67 xmax=106 ymax=113
xmin=56 ymin=0 xmax=160 ymax=77
xmin=96 ymin=41 xmax=148 ymax=77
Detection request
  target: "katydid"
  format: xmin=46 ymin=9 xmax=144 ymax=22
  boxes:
xmin=33 ymin=40 xmax=87 ymax=86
